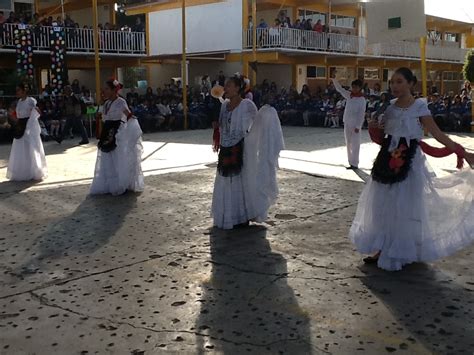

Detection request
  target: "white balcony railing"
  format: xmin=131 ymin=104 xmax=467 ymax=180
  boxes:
xmin=245 ymin=28 xmax=360 ymax=54
xmin=0 ymin=23 xmax=146 ymax=55
xmin=244 ymin=28 xmax=467 ymax=63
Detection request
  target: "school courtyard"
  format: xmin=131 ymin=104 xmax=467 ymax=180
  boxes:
xmin=0 ymin=127 xmax=473 ymax=354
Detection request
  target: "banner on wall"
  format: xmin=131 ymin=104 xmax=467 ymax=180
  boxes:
xmin=49 ymin=25 xmax=68 ymax=95
xmin=14 ymin=25 xmax=34 ymax=81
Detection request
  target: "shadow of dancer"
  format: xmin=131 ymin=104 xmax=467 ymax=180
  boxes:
xmin=16 ymin=193 xmax=138 ymax=276
xmin=360 ymin=263 xmax=474 ymax=353
xmin=195 ymin=226 xmax=313 ymax=354
xmin=0 ymin=180 xmax=39 ymax=194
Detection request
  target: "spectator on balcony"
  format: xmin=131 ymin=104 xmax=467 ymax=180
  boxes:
xmin=313 ymin=19 xmax=323 ymax=33
xmin=5 ymin=12 xmax=16 ymax=24
xmin=64 ymin=14 xmax=75 ymax=28
xmin=304 ymin=19 xmax=313 ymax=31
xmin=132 ymin=17 xmax=145 ymax=32
xmin=257 ymin=18 xmax=268 ymax=29
xmin=0 ymin=11 xmax=5 ymax=45
xmin=42 ymin=16 xmax=53 ymax=27
xmin=282 ymin=17 xmax=291 ymax=28
xmin=277 ymin=10 xmax=286 ymax=24
xmin=248 ymin=15 xmax=253 ymax=30
xmin=293 ymin=19 xmax=302 ymax=30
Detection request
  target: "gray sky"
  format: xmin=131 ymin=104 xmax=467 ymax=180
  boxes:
xmin=425 ymin=0 xmax=474 ymax=23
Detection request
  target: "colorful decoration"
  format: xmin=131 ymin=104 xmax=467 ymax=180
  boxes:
xmin=389 ymin=144 xmax=408 ymax=173
xmin=49 ymin=26 xmax=67 ymax=95
xmin=14 ymin=26 xmax=34 ymax=81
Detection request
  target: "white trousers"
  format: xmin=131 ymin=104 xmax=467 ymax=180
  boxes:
xmin=344 ymin=125 xmax=360 ymax=167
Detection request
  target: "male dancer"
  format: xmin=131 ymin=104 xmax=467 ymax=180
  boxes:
xmin=331 ymin=77 xmax=366 ymax=169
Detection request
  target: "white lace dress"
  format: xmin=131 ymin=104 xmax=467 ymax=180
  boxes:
xmin=90 ymin=97 xmax=144 ymax=195
xmin=349 ymin=98 xmax=474 ymax=271
xmin=7 ymin=97 xmax=47 ymax=181
xmin=211 ymin=101 xmax=285 ymax=229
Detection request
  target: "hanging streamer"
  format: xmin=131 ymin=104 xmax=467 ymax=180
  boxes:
xmin=15 ymin=25 xmax=34 ymax=81
xmin=50 ymin=25 xmax=67 ymax=95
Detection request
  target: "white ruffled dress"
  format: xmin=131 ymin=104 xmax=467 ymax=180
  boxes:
xmin=90 ymin=97 xmax=144 ymax=195
xmin=349 ymin=98 xmax=474 ymax=271
xmin=211 ymin=101 xmax=285 ymax=229
xmin=7 ymin=97 xmax=48 ymax=181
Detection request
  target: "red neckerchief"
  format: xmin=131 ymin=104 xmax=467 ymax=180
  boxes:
xmin=350 ymin=92 xmax=364 ymax=98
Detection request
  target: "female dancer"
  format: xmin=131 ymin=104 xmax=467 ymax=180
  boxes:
xmin=350 ymin=67 xmax=474 ymax=271
xmin=211 ymin=75 xmax=284 ymax=229
xmin=90 ymin=79 xmax=144 ymax=195
xmin=7 ymin=83 xmax=47 ymax=181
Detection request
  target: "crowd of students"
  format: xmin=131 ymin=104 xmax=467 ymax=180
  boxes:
xmin=0 ymin=73 xmax=471 ymax=144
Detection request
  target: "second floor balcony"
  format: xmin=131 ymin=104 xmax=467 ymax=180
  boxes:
xmin=244 ymin=28 xmax=468 ymax=64
xmin=0 ymin=23 xmax=146 ymax=56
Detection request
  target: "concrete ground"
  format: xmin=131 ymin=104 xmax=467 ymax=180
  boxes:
xmin=0 ymin=127 xmax=473 ymax=355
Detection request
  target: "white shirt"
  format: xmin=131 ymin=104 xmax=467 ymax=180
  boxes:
xmin=219 ymin=99 xmax=257 ymax=147
xmin=384 ymin=98 xmax=431 ymax=152
xmin=16 ymin=97 xmax=37 ymax=119
xmin=156 ymin=104 xmax=172 ymax=116
xmin=332 ymin=79 xmax=366 ymax=128
xmin=103 ymin=97 xmax=128 ymax=122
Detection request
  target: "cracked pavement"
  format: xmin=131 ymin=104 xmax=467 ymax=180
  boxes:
xmin=0 ymin=128 xmax=474 ymax=354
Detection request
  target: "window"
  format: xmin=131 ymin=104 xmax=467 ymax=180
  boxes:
xmin=444 ymin=32 xmax=459 ymax=42
xmin=307 ymin=66 xmax=326 ymax=79
xmin=123 ymin=67 xmax=147 ymax=89
xmin=443 ymin=71 xmax=461 ymax=81
xmin=299 ymin=9 xmax=326 ymax=25
xmin=330 ymin=15 xmax=356 ymax=29
xmin=358 ymin=67 xmax=380 ymax=80
xmin=0 ymin=0 xmax=11 ymax=10
xmin=330 ymin=66 xmax=355 ymax=80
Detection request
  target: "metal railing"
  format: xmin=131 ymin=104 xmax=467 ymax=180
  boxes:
xmin=0 ymin=23 xmax=146 ymax=55
xmin=244 ymin=28 xmax=467 ymax=63
xmin=245 ymin=28 xmax=360 ymax=54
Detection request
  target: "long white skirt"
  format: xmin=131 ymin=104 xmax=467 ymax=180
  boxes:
xmin=7 ymin=113 xmax=47 ymax=181
xmin=90 ymin=119 xmax=144 ymax=196
xmin=350 ymin=149 xmax=474 ymax=271
xmin=212 ymin=137 xmax=260 ymax=230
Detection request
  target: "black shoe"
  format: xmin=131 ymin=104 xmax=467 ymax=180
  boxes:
xmin=346 ymin=165 xmax=358 ymax=170
xmin=78 ymin=140 xmax=89 ymax=145
xmin=363 ymin=255 xmax=379 ymax=264
xmin=55 ymin=137 xmax=63 ymax=144
xmin=233 ymin=221 xmax=249 ymax=229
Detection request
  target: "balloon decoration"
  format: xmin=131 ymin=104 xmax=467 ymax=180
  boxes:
xmin=14 ymin=26 xmax=34 ymax=81
xmin=49 ymin=26 xmax=67 ymax=95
